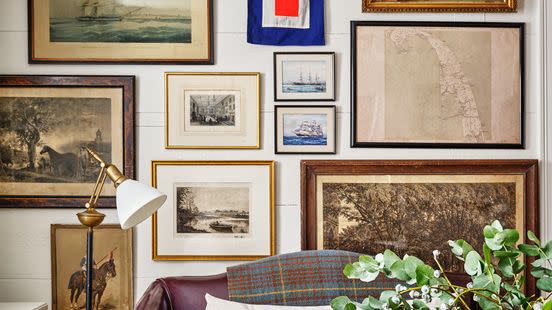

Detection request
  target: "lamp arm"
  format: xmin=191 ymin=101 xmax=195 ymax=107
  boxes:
xmin=88 ymin=165 xmax=107 ymax=206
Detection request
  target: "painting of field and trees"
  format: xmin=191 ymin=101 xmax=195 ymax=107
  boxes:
xmin=321 ymin=182 xmax=518 ymax=273
xmin=0 ymin=97 xmax=112 ymax=185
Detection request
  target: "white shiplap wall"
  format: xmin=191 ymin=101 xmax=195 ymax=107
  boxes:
xmin=0 ymin=0 xmax=545 ymax=307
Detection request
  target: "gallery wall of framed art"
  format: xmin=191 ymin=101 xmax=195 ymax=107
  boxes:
xmin=0 ymin=0 xmax=548 ymax=307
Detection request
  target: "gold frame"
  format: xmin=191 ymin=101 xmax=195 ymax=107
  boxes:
xmin=50 ymin=224 xmax=133 ymax=310
xmin=362 ymin=0 xmax=517 ymax=12
xmin=151 ymin=160 xmax=276 ymax=261
xmin=164 ymin=72 xmax=261 ymax=149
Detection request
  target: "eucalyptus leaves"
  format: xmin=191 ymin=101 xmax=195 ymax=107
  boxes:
xmin=331 ymin=221 xmax=551 ymax=310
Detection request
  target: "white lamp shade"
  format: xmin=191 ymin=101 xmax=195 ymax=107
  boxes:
xmin=116 ymin=180 xmax=167 ymax=230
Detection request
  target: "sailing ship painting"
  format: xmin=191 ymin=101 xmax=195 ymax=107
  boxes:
xmin=49 ymin=0 xmax=192 ymax=43
xmin=175 ymin=184 xmax=250 ymax=235
xmin=283 ymin=113 xmax=328 ymax=146
xmin=282 ymin=60 xmax=327 ymax=93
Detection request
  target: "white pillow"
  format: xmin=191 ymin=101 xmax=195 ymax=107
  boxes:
xmin=205 ymin=294 xmax=332 ymax=310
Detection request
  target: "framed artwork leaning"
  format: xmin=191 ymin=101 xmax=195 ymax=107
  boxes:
xmin=351 ymin=21 xmax=524 ymax=148
xmin=273 ymin=52 xmax=336 ymax=101
xmin=29 ymin=0 xmax=213 ymax=64
xmin=152 ymin=160 xmax=275 ymax=261
xmin=274 ymin=105 xmax=336 ymax=154
xmin=51 ymin=224 xmax=133 ymax=310
xmin=301 ymin=160 xmax=539 ymax=295
xmin=362 ymin=0 xmax=517 ymax=12
xmin=165 ymin=72 xmax=261 ymax=149
xmin=0 ymin=75 xmax=135 ymax=208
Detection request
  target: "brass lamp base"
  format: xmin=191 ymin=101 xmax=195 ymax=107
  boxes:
xmin=77 ymin=205 xmax=106 ymax=228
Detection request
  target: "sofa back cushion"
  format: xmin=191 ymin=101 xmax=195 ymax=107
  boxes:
xmin=227 ymin=250 xmax=400 ymax=306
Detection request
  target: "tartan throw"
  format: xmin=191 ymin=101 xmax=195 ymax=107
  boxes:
xmin=227 ymin=250 xmax=401 ymax=306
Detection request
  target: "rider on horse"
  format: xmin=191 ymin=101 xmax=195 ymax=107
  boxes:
xmin=80 ymin=255 xmax=97 ymax=279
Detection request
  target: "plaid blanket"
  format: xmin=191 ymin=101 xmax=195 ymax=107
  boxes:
xmin=227 ymin=250 xmax=400 ymax=306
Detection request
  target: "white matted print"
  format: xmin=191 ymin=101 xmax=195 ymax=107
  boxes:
xmin=275 ymin=106 xmax=336 ymax=154
xmin=274 ymin=52 xmax=335 ymax=101
xmin=152 ymin=161 xmax=275 ymax=260
xmin=165 ymin=73 xmax=260 ymax=149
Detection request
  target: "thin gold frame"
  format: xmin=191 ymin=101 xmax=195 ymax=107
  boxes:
xmin=151 ymin=160 xmax=276 ymax=261
xmin=362 ymin=0 xmax=517 ymax=12
xmin=164 ymin=72 xmax=261 ymax=150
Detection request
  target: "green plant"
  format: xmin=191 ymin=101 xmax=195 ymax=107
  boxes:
xmin=330 ymin=221 xmax=552 ymax=310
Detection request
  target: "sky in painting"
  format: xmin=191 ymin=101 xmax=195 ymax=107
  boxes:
xmin=283 ymin=61 xmax=327 ymax=84
xmin=181 ymin=185 xmax=250 ymax=212
xmin=50 ymin=0 xmax=191 ymax=18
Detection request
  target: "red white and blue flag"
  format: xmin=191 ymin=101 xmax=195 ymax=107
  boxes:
xmin=248 ymin=0 xmax=325 ymax=46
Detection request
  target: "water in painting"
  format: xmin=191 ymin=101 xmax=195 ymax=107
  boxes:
xmin=49 ymin=0 xmax=192 ymax=43
xmin=283 ymin=113 xmax=327 ymax=146
xmin=282 ymin=60 xmax=327 ymax=93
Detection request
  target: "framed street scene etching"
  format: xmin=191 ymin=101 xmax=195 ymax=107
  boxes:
xmin=165 ymin=72 xmax=261 ymax=149
xmin=0 ymin=75 xmax=135 ymax=208
xmin=274 ymin=52 xmax=336 ymax=102
xmin=274 ymin=105 xmax=336 ymax=154
xmin=152 ymin=161 xmax=275 ymax=261
xmin=29 ymin=0 xmax=213 ymax=64
xmin=351 ymin=22 xmax=524 ymax=148
xmin=362 ymin=0 xmax=517 ymax=12
xmin=51 ymin=225 xmax=133 ymax=310
xmin=301 ymin=160 xmax=539 ymax=295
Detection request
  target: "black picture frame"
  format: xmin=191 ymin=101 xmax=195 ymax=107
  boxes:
xmin=274 ymin=52 xmax=336 ymax=102
xmin=351 ymin=21 xmax=525 ymax=149
xmin=274 ymin=105 xmax=337 ymax=155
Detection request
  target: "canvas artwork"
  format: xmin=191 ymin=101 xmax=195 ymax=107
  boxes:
xmin=362 ymin=0 xmax=517 ymax=12
xmin=51 ymin=225 xmax=133 ymax=310
xmin=175 ymin=183 xmax=250 ymax=235
xmin=184 ymin=90 xmax=241 ymax=133
xmin=351 ymin=22 xmax=524 ymax=148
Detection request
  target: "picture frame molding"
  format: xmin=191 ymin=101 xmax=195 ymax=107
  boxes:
xmin=273 ymin=52 xmax=336 ymax=102
xmin=0 ymin=75 xmax=136 ymax=208
xmin=362 ymin=0 xmax=517 ymax=12
xmin=151 ymin=160 xmax=276 ymax=261
xmin=350 ymin=21 xmax=526 ymax=149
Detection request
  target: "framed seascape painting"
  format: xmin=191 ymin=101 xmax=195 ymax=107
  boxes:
xmin=274 ymin=52 xmax=336 ymax=101
xmin=301 ymin=160 xmax=539 ymax=295
xmin=274 ymin=105 xmax=336 ymax=154
xmin=51 ymin=225 xmax=133 ymax=310
xmin=165 ymin=72 xmax=261 ymax=149
xmin=351 ymin=22 xmax=524 ymax=148
xmin=362 ymin=0 xmax=517 ymax=12
xmin=0 ymin=75 xmax=135 ymax=208
xmin=152 ymin=161 xmax=275 ymax=260
xmin=29 ymin=0 xmax=213 ymax=64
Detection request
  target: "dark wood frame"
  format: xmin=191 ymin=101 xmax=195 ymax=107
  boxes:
xmin=273 ymin=52 xmax=336 ymax=102
xmin=362 ymin=0 xmax=517 ymax=12
xmin=274 ymin=105 xmax=337 ymax=155
xmin=0 ymin=75 xmax=135 ymax=208
xmin=301 ymin=160 xmax=539 ymax=296
xmin=28 ymin=0 xmax=214 ymax=65
xmin=351 ymin=21 xmax=525 ymax=149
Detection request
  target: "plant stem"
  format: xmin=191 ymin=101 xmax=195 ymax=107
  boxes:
xmin=434 ymin=257 xmax=471 ymax=310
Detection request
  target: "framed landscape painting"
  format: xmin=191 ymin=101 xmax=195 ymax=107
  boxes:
xmin=152 ymin=161 xmax=275 ymax=260
xmin=301 ymin=160 xmax=539 ymax=295
xmin=351 ymin=22 xmax=524 ymax=148
xmin=274 ymin=52 xmax=336 ymax=101
xmin=51 ymin=225 xmax=132 ymax=310
xmin=0 ymin=75 xmax=135 ymax=208
xmin=165 ymin=72 xmax=261 ymax=149
xmin=362 ymin=0 xmax=517 ymax=12
xmin=29 ymin=0 xmax=213 ymax=64
xmin=274 ymin=105 xmax=336 ymax=154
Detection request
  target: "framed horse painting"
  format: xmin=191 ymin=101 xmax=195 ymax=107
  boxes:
xmin=0 ymin=75 xmax=135 ymax=208
xmin=51 ymin=225 xmax=133 ymax=310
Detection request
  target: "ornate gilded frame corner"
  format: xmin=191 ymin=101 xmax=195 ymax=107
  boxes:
xmin=362 ymin=0 xmax=517 ymax=12
xmin=151 ymin=160 xmax=276 ymax=261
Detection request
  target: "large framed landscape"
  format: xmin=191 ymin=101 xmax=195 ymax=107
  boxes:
xmin=362 ymin=0 xmax=517 ymax=12
xmin=152 ymin=161 xmax=275 ymax=260
xmin=301 ymin=160 xmax=539 ymax=295
xmin=29 ymin=0 xmax=213 ymax=64
xmin=0 ymin=75 xmax=135 ymax=208
xmin=351 ymin=22 xmax=524 ymax=148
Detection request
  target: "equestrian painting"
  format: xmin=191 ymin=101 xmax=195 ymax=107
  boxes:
xmin=51 ymin=225 xmax=133 ymax=310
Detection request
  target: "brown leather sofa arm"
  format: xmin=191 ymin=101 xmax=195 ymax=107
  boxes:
xmin=135 ymin=279 xmax=172 ymax=310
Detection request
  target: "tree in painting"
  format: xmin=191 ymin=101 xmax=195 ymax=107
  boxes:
xmin=176 ymin=187 xmax=202 ymax=233
xmin=322 ymin=183 xmax=516 ymax=272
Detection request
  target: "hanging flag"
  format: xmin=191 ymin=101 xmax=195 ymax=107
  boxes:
xmin=248 ymin=0 xmax=325 ymax=46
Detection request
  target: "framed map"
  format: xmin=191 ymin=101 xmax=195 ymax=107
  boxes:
xmin=351 ymin=22 xmax=524 ymax=149
xmin=362 ymin=0 xmax=517 ymax=12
